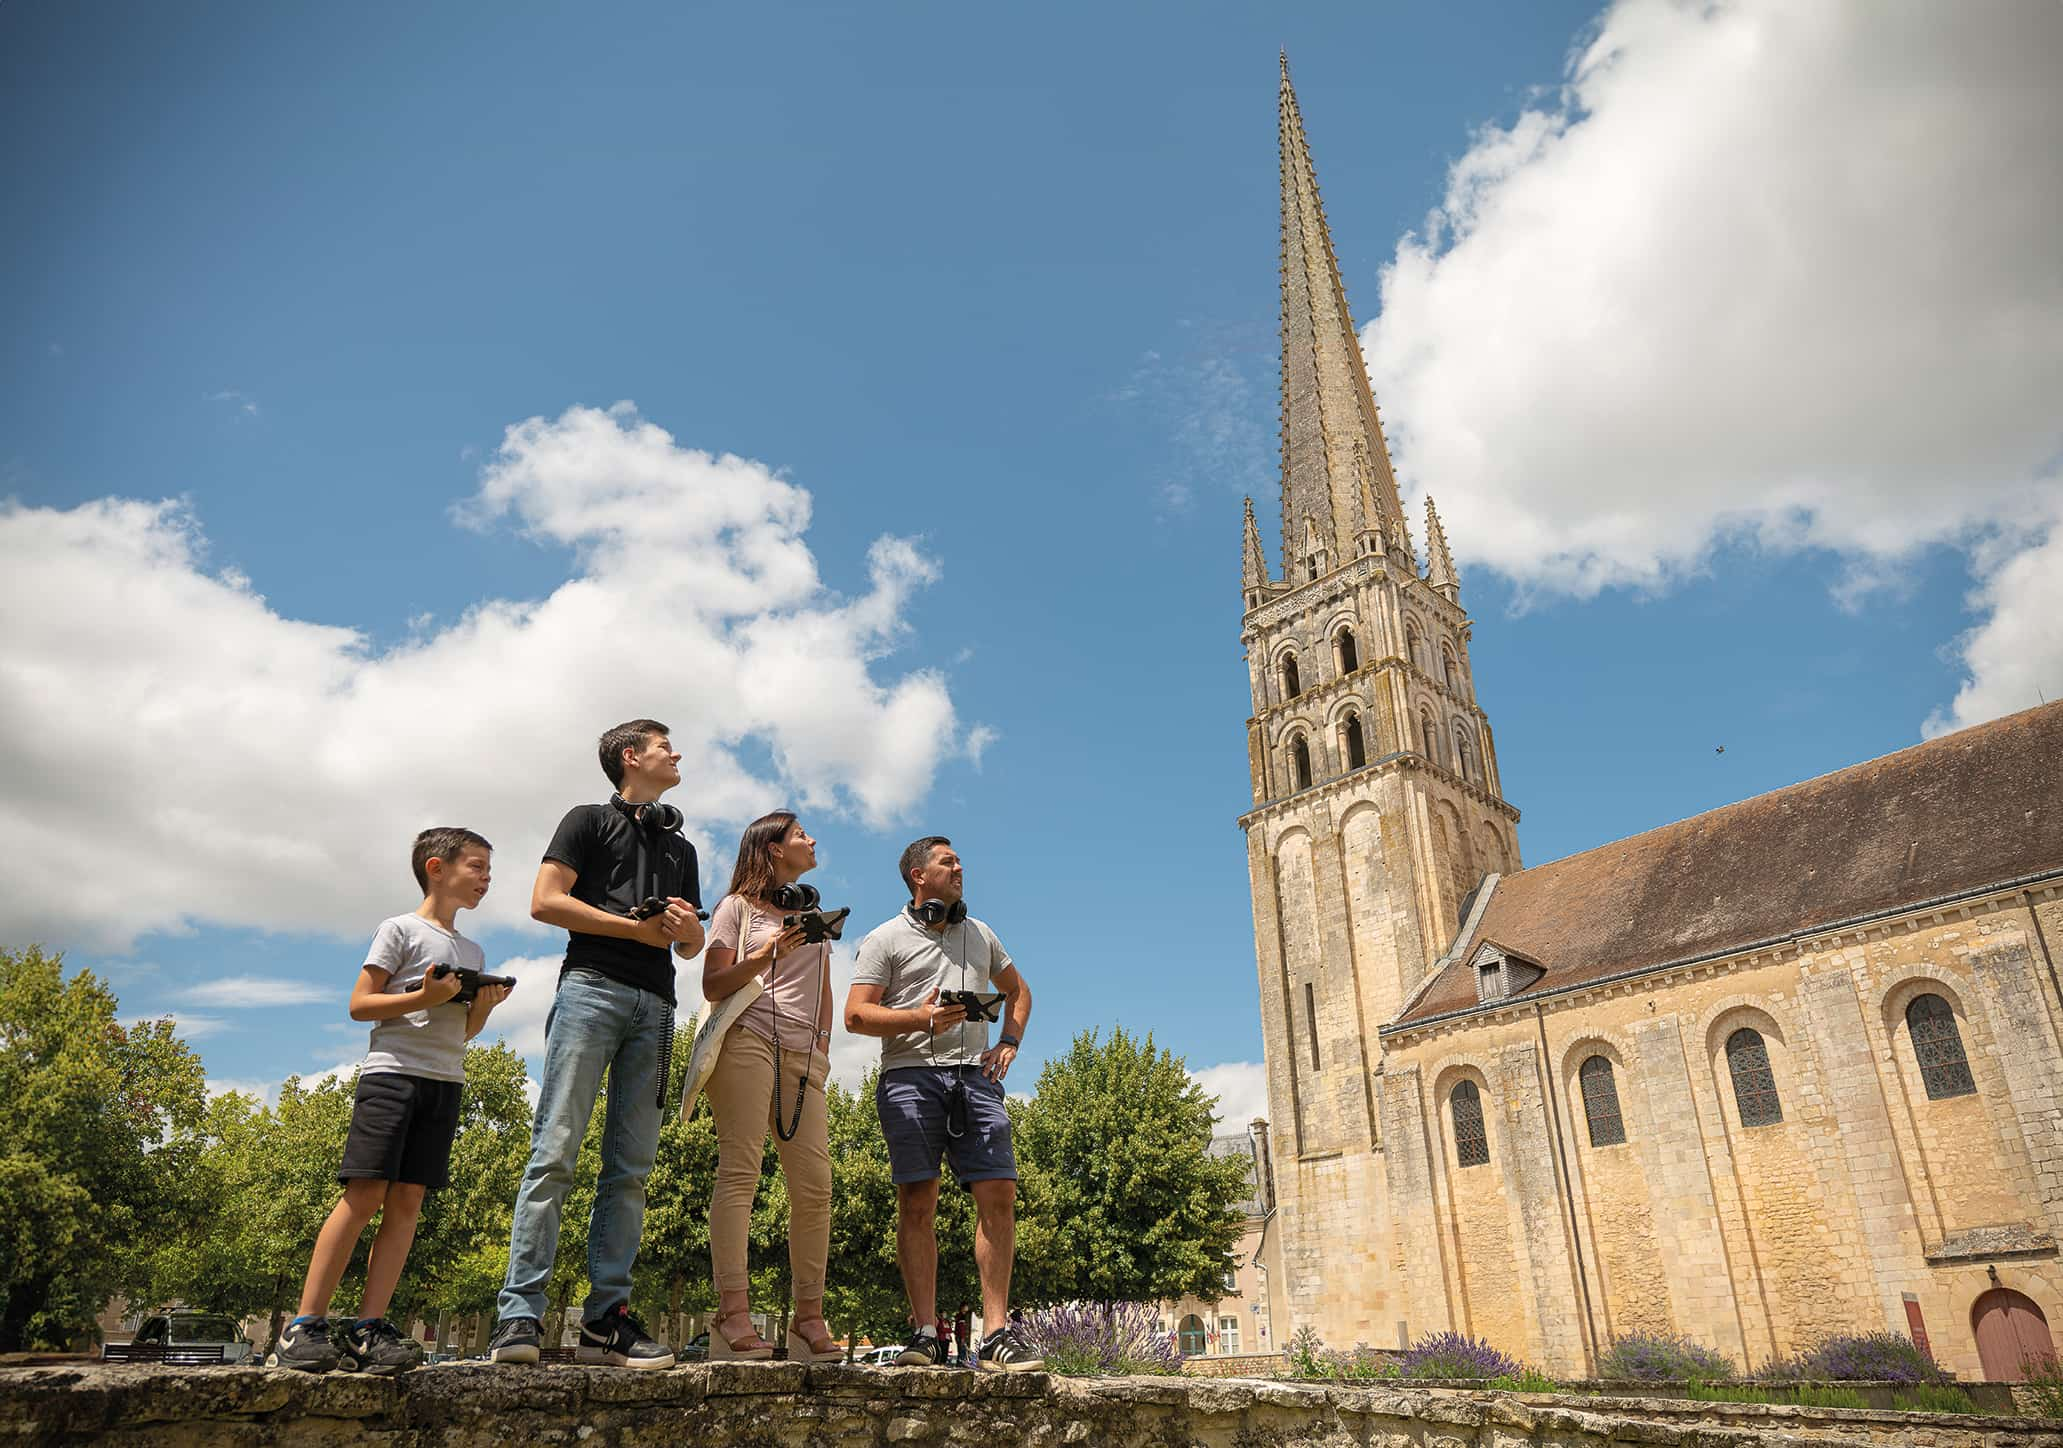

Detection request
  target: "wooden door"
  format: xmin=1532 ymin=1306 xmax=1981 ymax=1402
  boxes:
xmin=1973 ymin=1289 xmax=2055 ymax=1381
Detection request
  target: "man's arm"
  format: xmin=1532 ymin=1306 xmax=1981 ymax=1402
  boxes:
xmin=843 ymin=982 xmax=965 ymax=1038
xmin=530 ymin=859 xmax=690 ymax=949
xmin=977 ymin=962 xmax=1030 ymax=1083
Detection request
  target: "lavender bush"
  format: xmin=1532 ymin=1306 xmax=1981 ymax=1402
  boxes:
xmin=1020 ymin=1302 xmax=1184 ymax=1377
xmin=1399 ymin=1330 xmax=1522 ymax=1381
xmin=1759 ymin=1332 xmax=1948 ymax=1385
xmin=1596 ymin=1331 xmax=1737 ymax=1381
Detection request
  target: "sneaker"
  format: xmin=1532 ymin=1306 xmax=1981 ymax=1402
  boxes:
xmin=266 ymin=1316 xmax=340 ymax=1373
xmin=336 ymin=1317 xmax=424 ymax=1375
xmin=488 ymin=1316 xmax=541 ymax=1365
xmin=577 ymin=1304 xmax=675 ymax=1369
xmin=977 ymin=1326 xmax=1044 ymax=1373
xmin=895 ymin=1327 xmax=947 ymax=1367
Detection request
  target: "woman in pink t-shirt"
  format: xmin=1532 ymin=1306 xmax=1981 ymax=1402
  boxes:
xmin=699 ymin=810 xmax=839 ymax=1362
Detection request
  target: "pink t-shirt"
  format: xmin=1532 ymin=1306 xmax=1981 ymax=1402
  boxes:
xmin=706 ymin=894 xmax=831 ymax=1051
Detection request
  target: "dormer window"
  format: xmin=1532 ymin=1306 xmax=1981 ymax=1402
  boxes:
xmin=1471 ymin=941 xmax=1544 ymax=1004
xmin=1477 ymin=958 xmax=1506 ymax=1002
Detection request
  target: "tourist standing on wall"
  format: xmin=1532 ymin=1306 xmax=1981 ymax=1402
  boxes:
xmin=697 ymin=810 xmax=842 ymax=1363
xmin=489 ymin=719 xmax=703 ymax=1368
xmin=843 ymin=836 xmax=1045 ymax=1371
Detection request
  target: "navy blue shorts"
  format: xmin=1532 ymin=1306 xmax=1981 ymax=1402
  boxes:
xmin=876 ymin=1066 xmax=1018 ymax=1186
xmin=338 ymin=1071 xmax=462 ymax=1189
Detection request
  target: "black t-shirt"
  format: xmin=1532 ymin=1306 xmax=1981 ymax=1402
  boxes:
xmin=542 ymin=803 xmax=701 ymax=1004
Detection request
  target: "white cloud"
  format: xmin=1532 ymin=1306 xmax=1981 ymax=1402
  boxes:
xmin=1191 ymin=1059 xmax=1270 ymax=1131
xmin=124 ymin=1011 xmax=228 ymax=1041
xmin=1358 ymin=0 xmax=2063 ymax=729
xmin=1926 ymin=503 xmax=2063 ymax=736
xmin=204 ymin=389 xmax=259 ymax=417
xmin=0 ymin=404 xmax=977 ymax=953
xmin=965 ymin=725 xmax=998 ymax=771
xmin=184 ymin=976 xmax=336 ymax=1008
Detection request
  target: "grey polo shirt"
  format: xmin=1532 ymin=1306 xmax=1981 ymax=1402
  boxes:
xmin=851 ymin=908 xmax=1014 ymax=1074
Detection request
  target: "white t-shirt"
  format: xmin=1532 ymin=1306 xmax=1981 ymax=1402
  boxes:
xmin=359 ymin=913 xmax=481 ymax=1083
xmin=851 ymin=908 xmax=1013 ymax=1073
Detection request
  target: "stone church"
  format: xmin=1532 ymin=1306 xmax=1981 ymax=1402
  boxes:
xmin=1241 ymin=59 xmax=2063 ymax=1383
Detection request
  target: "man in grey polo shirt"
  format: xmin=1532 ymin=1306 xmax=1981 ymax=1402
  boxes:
xmin=845 ymin=835 xmax=1043 ymax=1372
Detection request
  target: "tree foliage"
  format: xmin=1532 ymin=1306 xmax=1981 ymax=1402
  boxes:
xmin=0 ymin=945 xmax=207 ymax=1350
xmin=1011 ymin=1027 xmax=1250 ymax=1307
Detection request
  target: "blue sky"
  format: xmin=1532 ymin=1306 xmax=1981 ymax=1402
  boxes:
xmin=4 ymin=1 xmax=2058 ymax=1120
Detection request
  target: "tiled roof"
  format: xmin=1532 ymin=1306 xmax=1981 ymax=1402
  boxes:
xmin=1391 ymin=701 xmax=2063 ymax=1030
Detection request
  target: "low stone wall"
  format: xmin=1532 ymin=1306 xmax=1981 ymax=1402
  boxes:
xmin=5 ymin=1362 xmax=2063 ymax=1447
xmin=1181 ymin=1350 xmax=1288 ymax=1377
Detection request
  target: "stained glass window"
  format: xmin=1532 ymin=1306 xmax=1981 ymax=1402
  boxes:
xmin=1451 ymin=1080 xmax=1489 ymax=1167
xmin=1579 ymin=1055 xmax=1626 ymax=1147
xmin=1726 ymin=1028 xmax=1782 ymax=1127
xmin=1907 ymin=993 xmax=1977 ymax=1100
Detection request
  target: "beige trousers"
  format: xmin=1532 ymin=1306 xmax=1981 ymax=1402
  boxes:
xmin=705 ymin=1024 xmax=830 ymax=1301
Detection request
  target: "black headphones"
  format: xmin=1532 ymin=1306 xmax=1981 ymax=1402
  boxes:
xmin=770 ymin=881 xmax=820 ymax=912
xmin=910 ymin=897 xmax=968 ymax=927
xmin=611 ymin=793 xmax=682 ymax=834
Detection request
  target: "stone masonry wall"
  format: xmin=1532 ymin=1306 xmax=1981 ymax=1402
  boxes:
xmin=11 ymin=1364 xmax=2063 ymax=1448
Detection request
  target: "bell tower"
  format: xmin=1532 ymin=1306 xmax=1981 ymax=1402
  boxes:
xmin=1239 ymin=55 xmax=1521 ymax=1345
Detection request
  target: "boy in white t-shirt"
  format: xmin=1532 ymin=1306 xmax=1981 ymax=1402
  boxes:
xmin=266 ymin=827 xmax=511 ymax=1374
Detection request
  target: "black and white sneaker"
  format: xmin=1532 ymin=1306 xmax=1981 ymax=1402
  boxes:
xmin=336 ymin=1317 xmax=424 ymax=1374
xmin=895 ymin=1328 xmax=948 ymax=1367
xmin=266 ymin=1316 xmax=340 ymax=1373
xmin=977 ymin=1326 xmax=1044 ymax=1373
xmin=577 ymin=1304 xmax=675 ymax=1369
xmin=487 ymin=1316 xmax=542 ymax=1364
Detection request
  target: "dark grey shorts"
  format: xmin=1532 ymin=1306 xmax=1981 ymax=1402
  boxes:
xmin=339 ymin=1071 xmax=462 ymax=1189
xmin=876 ymin=1066 xmax=1018 ymax=1186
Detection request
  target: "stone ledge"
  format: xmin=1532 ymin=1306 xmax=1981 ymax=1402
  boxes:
xmin=3 ymin=1363 xmax=2061 ymax=1448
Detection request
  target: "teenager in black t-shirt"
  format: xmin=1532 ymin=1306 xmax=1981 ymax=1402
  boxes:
xmin=490 ymin=719 xmax=703 ymax=1369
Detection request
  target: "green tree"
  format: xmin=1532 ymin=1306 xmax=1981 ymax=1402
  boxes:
xmin=0 ymin=946 xmax=207 ymax=1350
xmin=1011 ymin=1027 xmax=1250 ymax=1307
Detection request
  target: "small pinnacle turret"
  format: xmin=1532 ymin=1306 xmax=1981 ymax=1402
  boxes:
xmin=1424 ymin=495 xmax=1459 ymax=601
xmin=1242 ymin=496 xmax=1272 ymax=603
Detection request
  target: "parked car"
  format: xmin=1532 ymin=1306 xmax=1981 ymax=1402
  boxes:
xmin=678 ymin=1331 xmax=709 ymax=1363
xmin=103 ymin=1311 xmax=255 ymax=1365
xmin=861 ymin=1344 xmax=906 ymax=1366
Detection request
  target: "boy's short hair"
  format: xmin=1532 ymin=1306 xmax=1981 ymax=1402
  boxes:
xmin=412 ymin=827 xmax=492 ymax=893
xmin=599 ymin=718 xmax=671 ymax=789
xmin=898 ymin=835 xmax=952 ymax=898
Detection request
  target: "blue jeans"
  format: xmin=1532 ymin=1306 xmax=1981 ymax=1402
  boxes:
xmin=498 ymin=969 xmax=669 ymax=1324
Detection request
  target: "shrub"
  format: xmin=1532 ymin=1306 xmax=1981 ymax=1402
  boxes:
xmin=1688 ymin=1382 xmax=1775 ymax=1404
xmin=1020 ymin=1302 xmax=1183 ymax=1377
xmin=1596 ymin=1331 xmax=1737 ymax=1382
xmin=2021 ymin=1355 xmax=2063 ymax=1419
xmin=1893 ymin=1384 xmax=1978 ymax=1415
xmin=1759 ymin=1332 xmax=1948 ymax=1384
xmin=1279 ymin=1328 xmax=1398 ymax=1382
xmin=1398 ymin=1330 xmax=1521 ymax=1381
xmin=1487 ymin=1367 xmax=1561 ymax=1392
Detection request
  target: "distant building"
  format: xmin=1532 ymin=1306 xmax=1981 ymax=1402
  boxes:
xmin=1242 ymin=57 xmax=2063 ymax=1382
xmin=1161 ymin=1120 xmax=1284 ymax=1359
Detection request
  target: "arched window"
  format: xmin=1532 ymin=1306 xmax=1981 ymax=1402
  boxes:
xmin=1290 ymin=736 xmax=1312 ymax=791
xmin=1342 ymin=714 xmax=1366 ymax=770
xmin=1281 ymin=654 xmax=1301 ymax=700
xmin=1906 ymin=993 xmax=1977 ymax=1100
xmin=1336 ymin=627 xmax=1359 ymax=674
xmin=1405 ymin=621 xmax=1424 ymax=672
xmin=1579 ymin=1055 xmax=1626 ymax=1147
xmin=1450 ymin=1080 xmax=1489 ymax=1167
xmin=1442 ymin=645 xmax=1461 ymax=693
xmin=1420 ymin=712 xmax=1441 ymax=767
xmin=1455 ymin=731 xmax=1475 ymax=783
xmin=1726 ymin=1028 xmax=1783 ymax=1127
xmin=1179 ymin=1314 xmax=1208 ymax=1356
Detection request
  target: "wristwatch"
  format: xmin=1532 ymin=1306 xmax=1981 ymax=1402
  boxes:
xmin=998 ymin=1033 xmax=1020 ymax=1049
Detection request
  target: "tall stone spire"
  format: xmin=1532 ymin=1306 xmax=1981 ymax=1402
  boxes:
xmin=1242 ymin=495 xmax=1272 ymax=599
xmin=1277 ymin=53 xmax=1411 ymax=576
xmin=1424 ymin=495 xmax=1459 ymax=601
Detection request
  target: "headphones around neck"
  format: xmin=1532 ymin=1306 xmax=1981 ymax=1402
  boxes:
xmin=610 ymin=793 xmax=683 ymax=834
xmin=911 ymin=896 xmax=967 ymax=927
xmin=770 ymin=880 xmax=820 ymax=911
